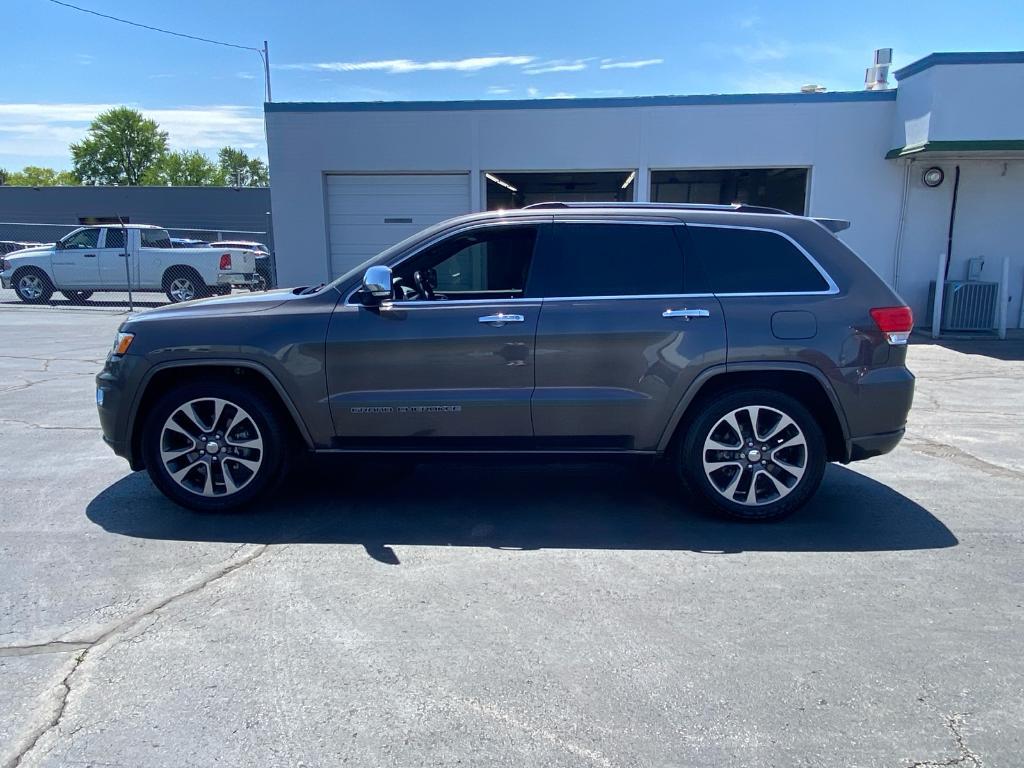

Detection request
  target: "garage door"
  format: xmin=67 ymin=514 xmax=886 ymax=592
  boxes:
xmin=326 ymin=173 xmax=471 ymax=278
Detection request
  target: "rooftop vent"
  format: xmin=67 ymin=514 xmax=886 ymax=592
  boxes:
xmin=800 ymin=84 xmax=826 ymax=93
xmin=865 ymin=48 xmax=893 ymax=90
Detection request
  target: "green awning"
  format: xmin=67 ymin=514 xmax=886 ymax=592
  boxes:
xmin=886 ymin=139 xmax=1024 ymax=159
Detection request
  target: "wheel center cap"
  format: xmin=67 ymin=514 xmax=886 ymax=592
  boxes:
xmin=746 ymin=449 xmax=762 ymax=462
xmin=205 ymin=441 xmax=221 ymax=455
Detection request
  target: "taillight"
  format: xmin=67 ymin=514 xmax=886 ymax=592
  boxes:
xmin=219 ymin=253 xmax=232 ymax=270
xmin=870 ymin=306 xmax=913 ymax=345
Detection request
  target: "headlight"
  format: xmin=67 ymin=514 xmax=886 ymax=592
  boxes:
xmin=112 ymin=332 xmax=135 ymax=356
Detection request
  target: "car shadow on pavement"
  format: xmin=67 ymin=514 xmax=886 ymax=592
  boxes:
xmin=86 ymin=460 xmax=957 ymax=559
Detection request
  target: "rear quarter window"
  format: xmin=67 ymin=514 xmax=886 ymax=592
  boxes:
xmin=685 ymin=225 xmax=830 ymax=294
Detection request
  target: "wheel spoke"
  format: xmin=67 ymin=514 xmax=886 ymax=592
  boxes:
xmin=230 ymin=456 xmax=261 ymax=472
xmin=704 ymin=459 xmax=743 ymax=473
xmin=221 ymin=462 xmax=240 ymax=494
xmin=722 ymin=411 xmax=744 ymax=445
xmin=772 ymin=433 xmax=807 ymax=453
xmin=761 ymin=413 xmax=795 ymax=443
xmin=169 ymin=458 xmax=203 ymax=483
xmin=744 ymin=472 xmax=759 ymax=505
xmin=200 ymin=463 xmax=215 ymax=496
xmin=761 ymin=469 xmax=790 ymax=498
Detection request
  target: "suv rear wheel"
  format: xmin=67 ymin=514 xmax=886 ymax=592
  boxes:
xmin=678 ymin=389 xmax=826 ymax=521
xmin=142 ymin=381 xmax=290 ymax=512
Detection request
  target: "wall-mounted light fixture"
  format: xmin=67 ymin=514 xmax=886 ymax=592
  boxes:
xmin=922 ymin=167 xmax=945 ymax=187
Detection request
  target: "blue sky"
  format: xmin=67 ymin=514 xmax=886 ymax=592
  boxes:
xmin=2 ymin=0 xmax=1021 ymax=170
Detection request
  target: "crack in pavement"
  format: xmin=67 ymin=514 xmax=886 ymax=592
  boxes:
xmin=0 ymin=642 xmax=92 ymax=659
xmin=903 ymin=437 xmax=1024 ymax=482
xmin=905 ymin=714 xmax=982 ymax=767
xmin=0 ymin=418 xmax=101 ymax=433
xmin=2 ymin=544 xmax=273 ymax=768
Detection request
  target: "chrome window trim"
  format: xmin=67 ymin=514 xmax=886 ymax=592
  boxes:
xmin=343 ymin=216 xmax=840 ymax=305
xmin=376 ymin=293 xmax=718 ymax=308
xmin=683 ymin=222 xmax=841 ymax=296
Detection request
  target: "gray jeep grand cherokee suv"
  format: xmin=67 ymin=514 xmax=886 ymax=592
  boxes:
xmin=96 ymin=203 xmax=915 ymax=520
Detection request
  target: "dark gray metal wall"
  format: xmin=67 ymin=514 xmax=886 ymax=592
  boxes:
xmin=0 ymin=186 xmax=273 ymax=247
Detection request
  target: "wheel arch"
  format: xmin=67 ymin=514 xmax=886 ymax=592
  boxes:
xmin=659 ymin=363 xmax=851 ymax=463
xmin=127 ymin=360 xmax=315 ymax=470
xmin=161 ymin=265 xmax=204 ymax=290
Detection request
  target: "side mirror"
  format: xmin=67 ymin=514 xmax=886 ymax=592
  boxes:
xmin=53 ymin=239 xmax=64 ymax=250
xmin=362 ymin=265 xmax=393 ymax=300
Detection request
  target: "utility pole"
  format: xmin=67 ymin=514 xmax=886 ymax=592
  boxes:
xmin=263 ymin=40 xmax=272 ymax=102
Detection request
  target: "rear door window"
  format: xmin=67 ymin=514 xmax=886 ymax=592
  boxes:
xmin=528 ymin=222 xmax=691 ymax=297
xmin=140 ymin=229 xmax=173 ymax=249
xmin=103 ymin=228 xmax=126 ymax=250
xmin=684 ymin=225 xmax=830 ymax=294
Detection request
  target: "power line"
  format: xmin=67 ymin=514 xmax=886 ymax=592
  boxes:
xmin=45 ymin=0 xmax=260 ymax=52
xmin=44 ymin=0 xmax=272 ymax=101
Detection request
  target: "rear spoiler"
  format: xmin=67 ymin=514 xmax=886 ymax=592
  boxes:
xmin=814 ymin=217 xmax=851 ymax=234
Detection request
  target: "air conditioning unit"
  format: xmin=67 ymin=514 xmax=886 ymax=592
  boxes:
xmin=927 ymin=281 xmax=1000 ymax=331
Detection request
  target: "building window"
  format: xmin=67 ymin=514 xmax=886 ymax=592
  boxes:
xmin=651 ymin=168 xmax=808 ymax=215
xmin=485 ymin=171 xmax=636 ymax=210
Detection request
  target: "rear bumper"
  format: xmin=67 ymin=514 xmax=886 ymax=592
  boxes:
xmin=840 ymin=364 xmax=914 ymax=462
xmin=217 ymin=272 xmax=257 ymax=286
xmin=848 ymin=428 xmax=905 ymax=461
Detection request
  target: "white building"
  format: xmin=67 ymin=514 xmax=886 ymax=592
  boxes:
xmin=266 ymin=51 xmax=1024 ymax=328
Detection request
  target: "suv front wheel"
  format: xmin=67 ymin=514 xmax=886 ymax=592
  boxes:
xmin=678 ymin=389 xmax=826 ymax=521
xmin=142 ymin=381 xmax=290 ymax=512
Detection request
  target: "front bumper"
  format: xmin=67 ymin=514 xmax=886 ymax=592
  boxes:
xmin=96 ymin=353 xmax=150 ymax=470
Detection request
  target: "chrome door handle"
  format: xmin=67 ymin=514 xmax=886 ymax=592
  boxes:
xmin=663 ymin=308 xmax=710 ymax=319
xmin=83 ymin=253 xmax=97 ymax=258
xmin=478 ymin=313 xmax=525 ymax=326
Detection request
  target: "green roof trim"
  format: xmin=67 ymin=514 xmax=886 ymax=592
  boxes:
xmin=886 ymin=139 xmax=1024 ymax=159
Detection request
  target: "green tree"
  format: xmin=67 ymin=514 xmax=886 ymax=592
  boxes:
xmin=4 ymin=166 xmax=79 ymax=186
xmin=70 ymin=107 xmax=168 ymax=185
xmin=218 ymin=146 xmax=269 ymax=187
xmin=143 ymin=150 xmax=226 ymax=186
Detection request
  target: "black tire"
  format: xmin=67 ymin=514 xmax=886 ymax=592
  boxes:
xmin=676 ymin=388 xmax=826 ymax=521
xmin=13 ymin=268 xmax=54 ymax=304
xmin=60 ymin=290 xmax=93 ymax=304
xmin=141 ymin=381 xmax=292 ymax=512
xmin=163 ymin=268 xmax=209 ymax=303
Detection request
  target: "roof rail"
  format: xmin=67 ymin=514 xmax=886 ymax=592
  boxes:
xmin=522 ymin=201 xmax=792 ymax=215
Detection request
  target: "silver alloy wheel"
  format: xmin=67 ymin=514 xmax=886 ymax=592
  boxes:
xmin=17 ymin=274 xmax=45 ymax=300
xmin=169 ymin=277 xmax=197 ymax=302
xmin=702 ymin=405 xmax=808 ymax=507
xmin=159 ymin=397 xmax=264 ymax=498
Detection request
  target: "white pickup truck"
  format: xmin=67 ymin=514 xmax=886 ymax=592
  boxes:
xmin=0 ymin=224 xmax=258 ymax=304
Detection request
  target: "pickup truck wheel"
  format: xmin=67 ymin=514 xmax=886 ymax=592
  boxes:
xmin=60 ymin=290 xmax=93 ymax=304
xmin=678 ymin=389 xmax=826 ymax=521
xmin=164 ymin=269 xmax=207 ymax=303
xmin=13 ymin=269 xmax=54 ymax=304
xmin=142 ymin=382 xmax=290 ymax=512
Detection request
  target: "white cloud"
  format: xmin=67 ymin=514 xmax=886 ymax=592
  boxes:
xmin=544 ymin=92 xmax=576 ymax=100
xmin=522 ymin=59 xmax=589 ymax=75
xmin=526 ymin=87 xmax=540 ymax=98
xmin=0 ymin=103 xmax=265 ymax=167
xmin=599 ymin=58 xmax=664 ymax=69
xmin=280 ymin=56 xmax=535 ymax=74
xmin=486 ymin=86 xmax=512 ymax=95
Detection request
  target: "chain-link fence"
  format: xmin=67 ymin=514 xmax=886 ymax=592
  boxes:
xmin=0 ymin=221 xmax=277 ymax=312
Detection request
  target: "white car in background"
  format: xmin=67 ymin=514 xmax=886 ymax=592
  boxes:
xmin=0 ymin=225 xmax=258 ymax=304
